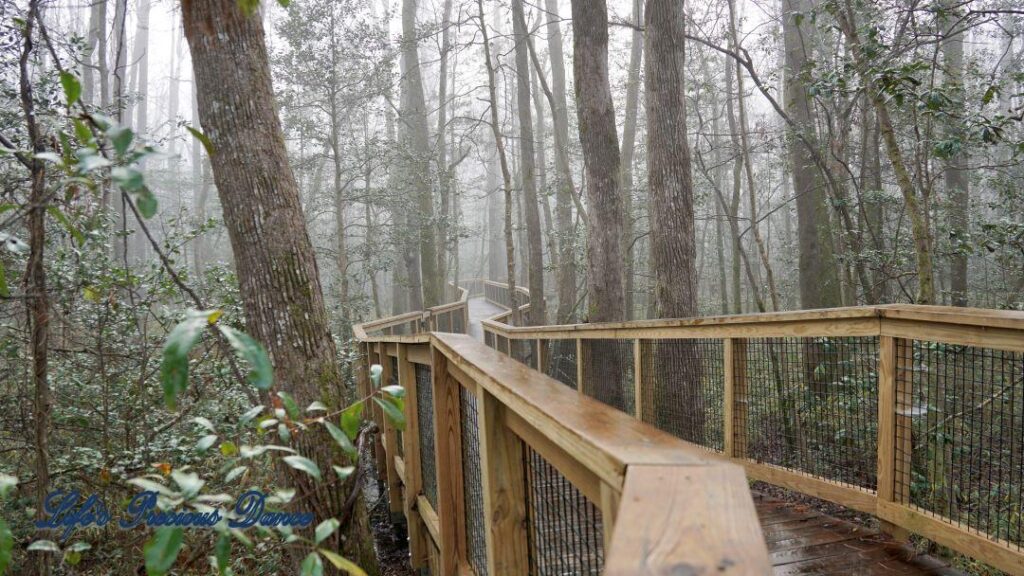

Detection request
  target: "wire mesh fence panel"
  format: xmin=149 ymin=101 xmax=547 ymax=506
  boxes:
xmin=643 ymin=339 xmax=725 ymax=452
xmin=898 ymin=341 xmax=1024 ymax=549
xmin=452 ymin=310 xmax=465 ymax=334
xmin=485 ymin=331 xmax=495 ymax=349
xmin=416 ymin=363 xmax=439 ymax=509
xmin=497 ymin=335 xmax=509 ymax=355
xmin=390 ymin=356 xmax=403 ymax=456
xmin=742 ymin=337 xmax=879 ymax=490
xmin=524 ymin=445 xmax=603 ymax=575
xmin=437 ymin=312 xmax=451 ymax=333
xmin=582 ymin=339 xmax=634 ymax=414
xmin=460 ymin=386 xmax=487 ymax=575
xmin=543 ymin=339 xmax=578 ymax=390
xmin=512 ymin=339 xmax=537 ymax=367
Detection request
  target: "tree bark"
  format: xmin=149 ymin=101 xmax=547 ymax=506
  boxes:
xmin=781 ymin=0 xmax=843 ymax=309
xmin=512 ymin=0 xmax=546 ymax=325
xmin=571 ymin=0 xmax=626 ymax=323
xmin=620 ymin=0 xmax=643 ymax=320
xmin=544 ymin=0 xmax=578 ymax=322
xmin=942 ymin=12 xmax=969 ymax=307
xmin=400 ymin=0 xmax=438 ymax=308
xmin=180 ymin=2 xmax=378 ymax=570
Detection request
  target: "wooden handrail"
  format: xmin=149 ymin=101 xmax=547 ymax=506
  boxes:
xmin=361 ymin=331 xmax=770 ymax=574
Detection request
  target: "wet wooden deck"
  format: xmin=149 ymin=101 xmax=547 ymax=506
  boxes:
xmin=754 ymin=492 xmax=962 ymax=575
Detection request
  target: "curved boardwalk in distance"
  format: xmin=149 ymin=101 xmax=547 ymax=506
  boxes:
xmin=466 ymin=296 xmax=506 ymax=340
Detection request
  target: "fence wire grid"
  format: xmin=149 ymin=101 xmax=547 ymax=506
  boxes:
xmin=460 ymin=385 xmax=488 ymax=575
xmin=415 ymin=363 xmax=438 ymax=509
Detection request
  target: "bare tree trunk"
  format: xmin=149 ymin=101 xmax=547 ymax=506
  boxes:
xmin=728 ymin=0 xmax=780 ymax=311
xmin=571 ymin=0 xmax=626 ymax=323
xmin=435 ymin=0 xmax=454 ymax=294
xmin=544 ymin=0 xmax=578 ymax=322
xmin=20 ymin=6 xmax=51 ymax=574
xmin=512 ymin=0 xmax=546 ymax=325
xmin=532 ymin=63 xmax=560 ymax=277
xmin=645 ymin=0 xmax=705 ymax=441
xmin=180 ymin=2 xmax=378 ymax=570
xmin=478 ymin=0 xmax=519 ymax=317
xmin=400 ymin=0 xmax=438 ymax=308
xmin=620 ymin=0 xmax=643 ymax=320
xmin=942 ymin=14 xmax=969 ymax=307
xmin=781 ymin=0 xmax=843 ymax=309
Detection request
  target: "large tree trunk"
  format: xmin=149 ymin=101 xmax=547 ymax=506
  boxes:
xmin=180 ymin=2 xmax=378 ymax=570
xmin=435 ymin=0 xmax=454 ymax=295
xmin=512 ymin=0 xmax=546 ymax=325
xmin=620 ymin=0 xmax=643 ymax=320
xmin=645 ymin=0 xmax=704 ymax=441
xmin=544 ymin=0 xmax=578 ymax=323
xmin=400 ymin=0 xmax=438 ymax=308
xmin=782 ymin=0 xmax=843 ymax=309
xmin=571 ymin=0 xmax=625 ymax=323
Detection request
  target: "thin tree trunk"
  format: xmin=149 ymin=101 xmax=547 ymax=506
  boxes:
xmin=477 ymin=0 xmax=519 ymax=316
xmin=435 ymin=0 xmax=453 ymax=294
xmin=20 ymin=6 xmax=51 ymax=574
xmin=620 ymin=0 xmax=643 ymax=320
xmin=512 ymin=0 xmax=546 ymax=325
xmin=544 ymin=0 xmax=578 ymax=322
xmin=180 ymin=2 xmax=378 ymax=570
xmin=942 ymin=13 xmax=969 ymax=307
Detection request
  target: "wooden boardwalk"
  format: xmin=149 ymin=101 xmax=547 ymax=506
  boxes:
xmin=754 ymin=493 xmax=962 ymax=575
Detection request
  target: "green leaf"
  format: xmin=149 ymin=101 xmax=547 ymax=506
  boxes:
xmin=381 ymin=385 xmax=405 ymax=399
xmin=193 ymin=416 xmax=217 ymax=433
xmin=319 ymin=550 xmax=368 ymax=576
xmin=107 ymin=125 xmax=134 ymax=157
xmin=300 ymin=552 xmax=323 ymax=576
xmin=369 ymin=364 xmax=383 ymax=387
xmin=66 ymin=542 xmax=91 ymax=553
xmin=0 ymin=262 xmax=8 ymax=298
xmin=197 ymin=434 xmax=219 ymax=452
xmin=218 ymin=326 xmax=273 ymax=390
xmin=0 ymin=519 xmax=13 ymax=575
xmin=171 ymin=470 xmax=204 ymax=499
xmin=111 ymin=166 xmax=144 ymax=190
xmin=276 ymin=391 xmax=300 ymax=420
xmin=282 ymin=455 xmax=321 ymax=480
xmin=143 ymin=527 xmax=184 ymax=576
xmin=161 ymin=311 xmax=215 ymax=410
xmin=306 ymin=401 xmax=328 ymax=413
xmin=73 ymin=119 xmax=93 ymax=146
xmin=214 ymin=533 xmax=230 ymax=575
xmin=27 ymin=540 xmax=60 ymax=552
xmin=277 ymin=423 xmax=291 ymax=443
xmin=60 ymin=72 xmax=82 ymax=107
xmin=219 ymin=441 xmax=238 ymax=456
xmin=224 ymin=466 xmax=247 ymax=483
xmin=46 ymin=206 xmax=84 ymax=245
xmin=340 ymin=402 xmax=363 ymax=441
xmin=239 ymin=406 xmax=264 ymax=425
xmin=277 ymin=0 xmax=291 ymax=7
xmin=332 ymin=465 xmax=355 ymax=481
xmin=135 ymin=188 xmax=158 ymax=219
xmin=323 ymin=421 xmax=356 ymax=458
xmin=373 ymin=397 xmax=405 ymax=430
xmin=314 ymin=518 xmax=338 ymax=545
xmin=186 ymin=126 xmax=216 ymax=156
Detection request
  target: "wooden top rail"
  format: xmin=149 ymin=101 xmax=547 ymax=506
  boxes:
xmin=480 ymin=303 xmax=1024 ymax=351
xmin=431 ymin=333 xmax=770 ymax=574
xmin=353 ymin=281 xmax=469 ymax=341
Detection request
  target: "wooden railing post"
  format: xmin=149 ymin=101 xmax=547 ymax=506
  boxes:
xmin=633 ymin=339 xmax=655 ymax=423
xmin=724 ymin=338 xmax=748 ymax=459
xmin=379 ymin=349 xmax=403 ymax=519
xmin=431 ymin=346 xmax=465 ymax=574
xmin=478 ymin=387 xmax=529 ymax=574
xmin=368 ymin=344 xmax=388 ymax=484
xmin=878 ymin=335 xmax=911 ymax=541
xmin=536 ymin=338 xmax=546 ymax=372
xmin=397 ymin=344 xmax=428 ymax=567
